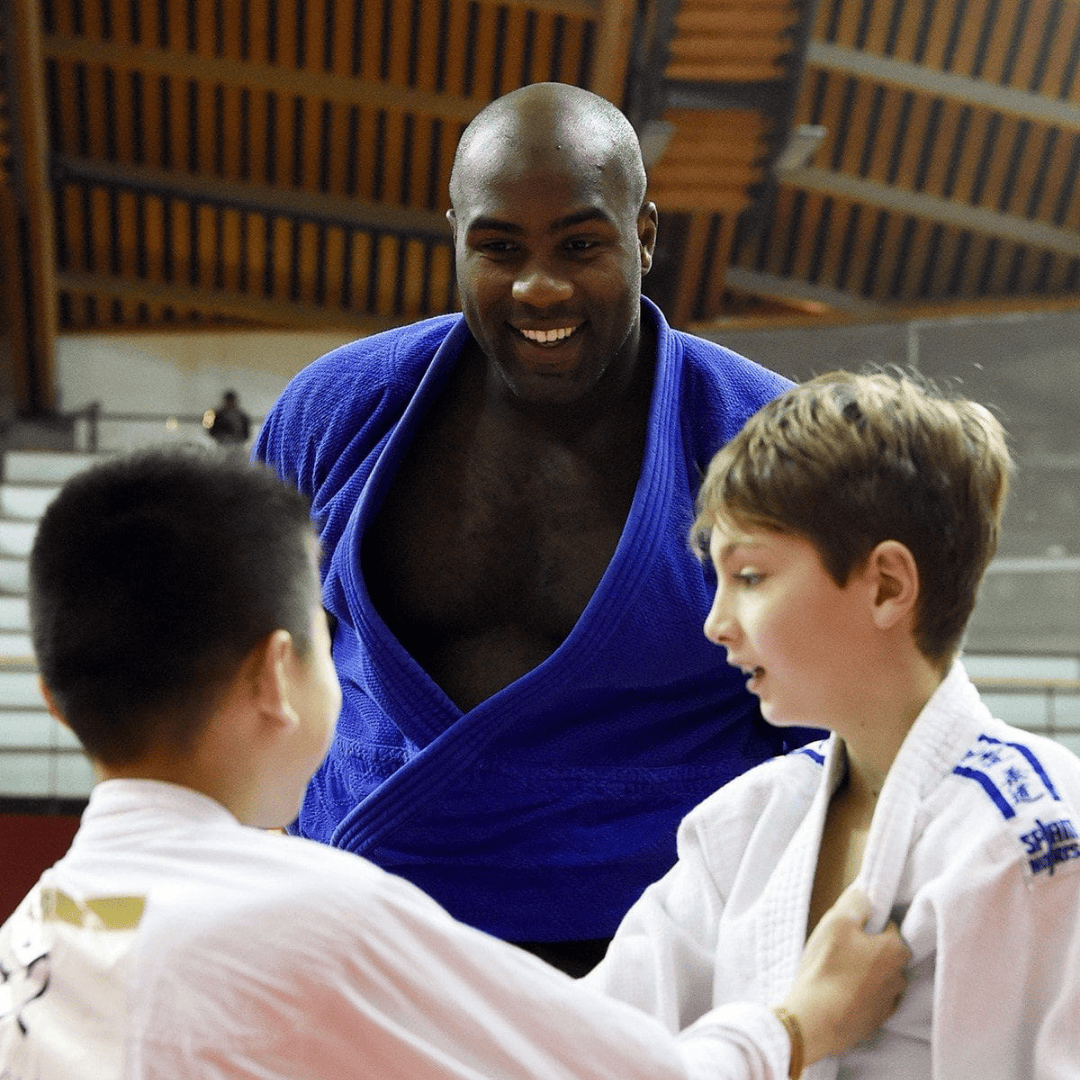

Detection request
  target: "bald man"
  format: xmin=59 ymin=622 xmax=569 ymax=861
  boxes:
xmin=257 ymin=83 xmax=815 ymax=975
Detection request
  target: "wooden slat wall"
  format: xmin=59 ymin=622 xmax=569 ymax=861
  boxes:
xmin=40 ymin=0 xmax=633 ymax=332
xmin=730 ymin=0 xmax=1080 ymax=313
xmin=15 ymin=0 xmax=1080 ymax=374
xmin=645 ymin=0 xmax=808 ymax=324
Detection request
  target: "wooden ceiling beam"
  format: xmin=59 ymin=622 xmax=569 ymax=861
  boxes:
xmin=644 ymin=189 xmax=753 ymax=213
xmin=56 ymin=270 xmax=397 ymax=332
xmin=649 ymin=162 xmax=760 ymax=184
xmin=665 ymin=59 xmax=789 ymax=82
xmin=3 ymin=0 xmax=58 ymax=413
xmin=722 ymin=265 xmax=889 ymax=316
xmin=808 ymin=40 xmax=1080 ymax=132
xmin=53 ymin=156 xmax=452 ymax=240
xmin=674 ymin=9 xmax=794 ymax=34
xmin=590 ymin=0 xmax=636 ymax=104
xmin=669 ymin=37 xmax=794 ymax=64
xmin=705 ymin=271 xmax=1080 ymax=327
xmin=779 ymin=164 xmax=1080 ymax=258
xmin=498 ymin=0 xmax=601 ymax=13
xmin=43 ymin=33 xmax=485 ymax=123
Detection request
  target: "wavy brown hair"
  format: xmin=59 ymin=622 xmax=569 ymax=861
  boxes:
xmin=693 ymin=369 xmax=1012 ymax=666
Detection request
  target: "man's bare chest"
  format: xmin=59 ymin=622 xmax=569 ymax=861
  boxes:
xmin=364 ymin=413 xmax=640 ymax=635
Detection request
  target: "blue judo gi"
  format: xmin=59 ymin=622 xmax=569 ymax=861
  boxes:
xmin=256 ymin=299 xmax=817 ymax=942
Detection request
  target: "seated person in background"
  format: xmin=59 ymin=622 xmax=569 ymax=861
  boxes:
xmin=0 ymin=446 xmax=907 ymax=1080
xmin=207 ymin=389 xmax=251 ymax=449
xmin=585 ymin=370 xmax=1080 ymax=1078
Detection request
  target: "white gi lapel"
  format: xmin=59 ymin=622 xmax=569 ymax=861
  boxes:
xmin=754 ymin=739 xmax=847 ymax=1002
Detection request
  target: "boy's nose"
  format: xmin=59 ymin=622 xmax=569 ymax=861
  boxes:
xmin=703 ymin=592 xmax=735 ymax=646
xmin=512 ymin=265 xmax=573 ymax=306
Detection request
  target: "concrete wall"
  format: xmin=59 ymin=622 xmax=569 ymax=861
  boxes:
xmin=705 ymin=307 xmax=1080 ymax=656
xmin=52 ymin=306 xmax=1080 ymax=655
xmin=55 ymin=327 xmax=357 ymax=425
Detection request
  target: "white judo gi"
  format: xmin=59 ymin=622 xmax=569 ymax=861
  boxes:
xmin=585 ymin=661 xmax=1080 ymax=1079
xmin=0 ymin=779 xmax=797 ymax=1080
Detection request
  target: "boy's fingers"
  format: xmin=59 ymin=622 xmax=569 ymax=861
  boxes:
xmin=831 ymin=884 xmax=871 ymax=926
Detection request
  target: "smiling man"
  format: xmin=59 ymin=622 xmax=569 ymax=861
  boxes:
xmin=256 ymin=82 xmax=815 ymax=975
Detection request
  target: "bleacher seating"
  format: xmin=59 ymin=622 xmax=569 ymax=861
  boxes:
xmin=0 ymin=450 xmax=99 ymax=802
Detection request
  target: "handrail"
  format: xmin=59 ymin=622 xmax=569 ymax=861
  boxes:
xmin=65 ymin=402 xmax=264 ymax=452
xmin=972 ymin=676 xmax=1080 ymax=692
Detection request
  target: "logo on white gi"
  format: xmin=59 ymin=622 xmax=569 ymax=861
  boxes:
xmin=1020 ymin=817 xmax=1080 ymax=879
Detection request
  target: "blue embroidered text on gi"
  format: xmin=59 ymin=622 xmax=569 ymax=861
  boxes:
xmin=1021 ymin=817 xmax=1080 ymax=877
xmin=952 ymin=734 xmax=1061 ymax=820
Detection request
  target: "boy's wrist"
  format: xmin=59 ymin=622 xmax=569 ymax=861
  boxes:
xmin=771 ymin=1006 xmax=804 ymax=1079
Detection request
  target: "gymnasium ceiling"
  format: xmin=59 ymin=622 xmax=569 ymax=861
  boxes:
xmin=4 ymin=0 xmax=1080 ymax=413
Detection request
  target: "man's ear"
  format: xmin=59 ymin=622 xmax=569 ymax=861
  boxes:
xmin=639 ymin=202 xmax=658 ymax=275
xmin=249 ymin=629 xmax=301 ymax=732
xmin=866 ymin=540 xmax=919 ymax=630
xmin=446 ymin=208 xmax=458 ymax=241
xmin=38 ymin=679 xmax=70 ymax=730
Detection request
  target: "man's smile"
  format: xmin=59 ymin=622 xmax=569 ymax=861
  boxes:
xmin=514 ymin=324 xmax=583 ymax=346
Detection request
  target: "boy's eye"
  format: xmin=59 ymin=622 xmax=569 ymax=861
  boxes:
xmin=734 ymin=569 xmax=764 ymax=587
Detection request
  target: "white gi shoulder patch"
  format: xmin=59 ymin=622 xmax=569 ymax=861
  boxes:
xmin=953 ymin=734 xmax=1080 ymax=886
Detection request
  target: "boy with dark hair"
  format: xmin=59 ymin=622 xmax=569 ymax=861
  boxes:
xmin=586 ymin=370 xmax=1080 ymax=1078
xmin=0 ymin=445 xmax=907 ymax=1080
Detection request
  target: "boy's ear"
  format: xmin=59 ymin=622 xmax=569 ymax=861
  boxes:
xmin=38 ymin=679 xmax=70 ymax=730
xmin=866 ymin=540 xmax=919 ymax=629
xmin=248 ymin=629 xmax=302 ymax=732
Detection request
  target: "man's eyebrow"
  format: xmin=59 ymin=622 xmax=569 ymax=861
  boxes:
xmin=465 ymin=215 xmax=524 ymax=236
xmin=464 ymin=207 xmax=615 ymax=237
xmin=549 ymin=207 xmax=614 ymax=233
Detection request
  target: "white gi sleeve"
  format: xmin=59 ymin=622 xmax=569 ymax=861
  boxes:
xmin=921 ymin=811 xmax=1080 ymax=1079
xmin=676 ymin=1001 xmax=791 ymax=1080
xmin=122 ymin=855 xmax=792 ymax=1080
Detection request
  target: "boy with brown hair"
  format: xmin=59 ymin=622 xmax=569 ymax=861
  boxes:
xmin=0 ymin=445 xmax=906 ymax=1080
xmin=586 ymin=370 xmax=1080 ymax=1078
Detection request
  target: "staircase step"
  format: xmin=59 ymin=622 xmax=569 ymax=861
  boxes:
xmin=0 ymin=521 xmax=36 ymax=559
xmin=0 ymin=709 xmax=77 ymax=748
xmin=0 ymin=633 xmax=32 ymax=660
xmin=0 ymin=748 xmax=94 ymax=799
xmin=0 ymin=483 xmax=57 ymax=521
xmin=0 ymin=558 xmax=29 ymax=594
xmin=0 ymin=596 xmax=29 ymax=630
xmin=2 ymin=450 xmax=98 ymax=486
xmin=0 ymin=670 xmax=47 ymax=708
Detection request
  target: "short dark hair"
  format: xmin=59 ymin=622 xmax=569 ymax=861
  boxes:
xmin=693 ymin=369 xmax=1012 ymax=666
xmin=29 ymin=445 xmax=319 ymax=765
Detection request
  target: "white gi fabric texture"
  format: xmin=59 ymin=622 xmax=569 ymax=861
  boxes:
xmin=1 ymin=779 xmax=794 ymax=1080
xmin=585 ymin=661 xmax=1080 ymax=1079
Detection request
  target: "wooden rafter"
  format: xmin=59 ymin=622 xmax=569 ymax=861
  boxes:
xmin=2 ymin=0 xmax=57 ymax=412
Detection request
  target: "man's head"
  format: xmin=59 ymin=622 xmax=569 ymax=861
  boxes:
xmin=693 ymin=369 xmax=1012 ymax=667
xmin=447 ymin=82 xmax=657 ymax=407
xmin=30 ymin=446 xmax=326 ymax=768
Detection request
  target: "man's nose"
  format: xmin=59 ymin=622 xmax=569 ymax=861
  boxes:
xmin=512 ymin=264 xmax=573 ymax=306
